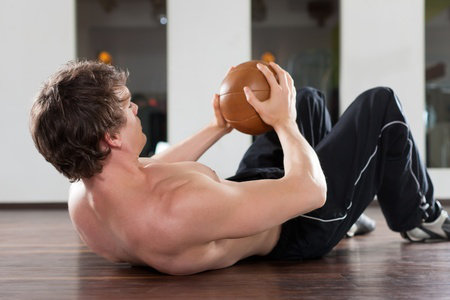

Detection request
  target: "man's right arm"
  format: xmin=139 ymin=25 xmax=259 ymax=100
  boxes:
xmin=163 ymin=63 xmax=326 ymax=242
xmin=273 ymin=120 xmax=327 ymax=199
xmin=243 ymin=62 xmax=327 ymax=202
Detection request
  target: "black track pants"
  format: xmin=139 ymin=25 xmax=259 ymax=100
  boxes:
xmin=227 ymin=87 xmax=439 ymax=260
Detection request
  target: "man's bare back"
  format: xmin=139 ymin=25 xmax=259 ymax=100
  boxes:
xmin=69 ymin=160 xmax=281 ymax=275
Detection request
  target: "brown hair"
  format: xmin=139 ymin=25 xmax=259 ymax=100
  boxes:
xmin=30 ymin=60 xmax=129 ymax=182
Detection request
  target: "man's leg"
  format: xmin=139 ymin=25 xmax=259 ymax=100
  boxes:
xmin=268 ymin=87 xmax=444 ymax=260
xmin=313 ymin=87 xmax=443 ymax=246
xmin=229 ymin=87 xmax=375 ymax=237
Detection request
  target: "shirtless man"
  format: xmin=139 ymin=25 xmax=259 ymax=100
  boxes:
xmin=30 ymin=61 xmax=449 ymax=275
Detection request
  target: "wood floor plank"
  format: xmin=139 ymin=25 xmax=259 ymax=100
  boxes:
xmin=0 ymin=206 xmax=449 ymax=299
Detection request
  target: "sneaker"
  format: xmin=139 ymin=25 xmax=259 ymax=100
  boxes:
xmin=346 ymin=213 xmax=376 ymax=237
xmin=401 ymin=210 xmax=450 ymax=242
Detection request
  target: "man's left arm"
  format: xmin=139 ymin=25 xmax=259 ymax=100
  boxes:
xmin=142 ymin=94 xmax=232 ymax=163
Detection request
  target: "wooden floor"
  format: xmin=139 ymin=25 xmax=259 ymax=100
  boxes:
xmin=0 ymin=205 xmax=449 ymax=299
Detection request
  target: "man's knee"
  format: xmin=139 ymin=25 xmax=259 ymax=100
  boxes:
xmin=358 ymin=86 xmax=402 ymax=111
xmin=296 ymin=87 xmax=326 ymax=109
xmin=371 ymin=86 xmax=399 ymax=101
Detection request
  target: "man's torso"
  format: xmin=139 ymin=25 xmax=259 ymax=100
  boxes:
xmin=68 ymin=161 xmax=281 ymax=275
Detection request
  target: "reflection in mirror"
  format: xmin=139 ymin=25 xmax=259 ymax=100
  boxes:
xmin=252 ymin=0 xmax=340 ymax=124
xmin=425 ymin=1 xmax=450 ymax=168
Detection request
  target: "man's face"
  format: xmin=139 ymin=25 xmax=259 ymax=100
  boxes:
xmin=116 ymin=86 xmax=147 ymax=155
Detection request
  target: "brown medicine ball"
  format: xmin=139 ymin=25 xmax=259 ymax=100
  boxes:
xmin=219 ymin=60 xmax=277 ymax=135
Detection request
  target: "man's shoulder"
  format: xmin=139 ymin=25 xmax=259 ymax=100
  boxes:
xmin=68 ymin=181 xmax=87 ymax=216
xmin=143 ymin=161 xmax=218 ymax=195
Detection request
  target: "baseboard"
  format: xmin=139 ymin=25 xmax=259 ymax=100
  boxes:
xmin=0 ymin=203 xmax=67 ymax=209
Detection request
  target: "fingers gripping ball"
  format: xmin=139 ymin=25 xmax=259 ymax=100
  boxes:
xmin=219 ymin=60 xmax=278 ymax=135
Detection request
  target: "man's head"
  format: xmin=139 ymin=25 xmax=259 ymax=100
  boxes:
xmin=30 ymin=60 xmax=144 ymax=182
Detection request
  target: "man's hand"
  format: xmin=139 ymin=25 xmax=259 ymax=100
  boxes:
xmin=210 ymin=66 xmax=235 ymax=133
xmin=210 ymin=93 xmax=232 ymax=134
xmin=243 ymin=62 xmax=297 ymax=130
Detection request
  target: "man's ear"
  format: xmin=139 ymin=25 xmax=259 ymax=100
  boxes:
xmin=103 ymin=131 xmax=122 ymax=149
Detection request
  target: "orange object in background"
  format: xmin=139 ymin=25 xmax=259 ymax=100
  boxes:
xmin=98 ymin=51 xmax=112 ymax=64
xmin=148 ymin=98 xmax=158 ymax=107
xmin=261 ymin=51 xmax=275 ymax=63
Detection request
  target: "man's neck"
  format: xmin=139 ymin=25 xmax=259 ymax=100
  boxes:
xmin=82 ymin=151 xmax=145 ymax=189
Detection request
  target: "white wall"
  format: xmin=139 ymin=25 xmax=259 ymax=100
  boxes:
xmin=167 ymin=0 xmax=252 ymax=178
xmin=0 ymin=0 xmax=75 ymax=202
xmin=341 ymin=0 xmax=425 ymax=153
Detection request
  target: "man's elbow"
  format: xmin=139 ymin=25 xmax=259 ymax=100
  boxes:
xmin=317 ymin=183 xmax=327 ymax=208
xmin=313 ymin=181 xmax=327 ymax=209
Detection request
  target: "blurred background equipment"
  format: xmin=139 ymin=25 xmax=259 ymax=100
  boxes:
xmin=150 ymin=0 xmax=167 ymax=25
xmin=307 ymin=0 xmax=335 ymax=27
xmin=98 ymin=0 xmax=117 ymax=13
xmin=133 ymin=93 xmax=167 ymax=156
xmin=287 ymin=49 xmax=332 ymax=101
